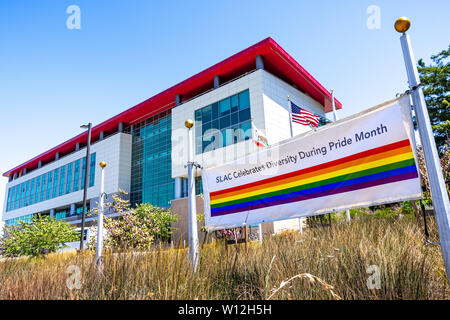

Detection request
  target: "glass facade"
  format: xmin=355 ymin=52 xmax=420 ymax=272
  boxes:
xmin=129 ymin=110 xmax=174 ymax=208
xmin=59 ymin=166 xmax=65 ymax=196
xmin=89 ymin=153 xmax=96 ymax=187
xmin=5 ymin=153 xmax=96 ymax=213
xmin=55 ymin=210 xmax=67 ymax=220
xmin=73 ymin=160 xmax=80 ymax=192
xmin=66 ymin=163 xmax=73 ymax=194
xmin=6 ymin=214 xmax=34 ymax=227
xmin=195 ymin=89 xmax=252 ymax=154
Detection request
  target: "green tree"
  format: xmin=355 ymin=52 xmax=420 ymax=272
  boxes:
xmin=0 ymin=215 xmax=79 ymax=257
xmin=417 ymin=45 xmax=450 ymax=150
xmin=134 ymin=203 xmax=178 ymax=242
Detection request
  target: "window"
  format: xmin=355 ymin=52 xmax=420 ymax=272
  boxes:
xmin=6 ymin=188 xmax=12 ymax=212
xmin=24 ymin=181 xmax=30 ymax=207
xmin=195 ymin=89 xmax=252 ymax=154
xmin=35 ymin=176 xmax=41 ymax=204
xmin=29 ymin=178 xmax=35 ymax=206
xmin=195 ymin=176 xmax=203 ymax=195
xmin=52 ymin=168 xmax=59 ymax=198
xmin=89 ymin=153 xmax=96 ymax=187
xmin=81 ymin=157 xmax=86 ymax=189
xmin=73 ymin=160 xmax=80 ymax=191
xmin=59 ymin=166 xmax=66 ymax=196
xmin=238 ymin=90 xmax=250 ymax=110
xmin=19 ymin=183 xmax=25 ymax=208
xmin=55 ymin=210 xmax=67 ymax=220
xmin=46 ymin=171 xmax=52 ymax=200
xmin=76 ymin=206 xmax=84 ymax=216
xmin=66 ymin=163 xmax=72 ymax=194
xmin=40 ymin=174 xmax=46 ymax=202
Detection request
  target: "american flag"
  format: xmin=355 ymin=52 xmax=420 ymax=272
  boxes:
xmin=290 ymin=102 xmax=320 ymax=127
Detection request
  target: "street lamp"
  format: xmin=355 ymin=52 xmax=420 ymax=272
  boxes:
xmin=185 ymin=119 xmax=199 ymax=272
xmin=79 ymin=123 xmax=92 ymax=251
xmin=96 ymin=161 xmax=107 ymax=269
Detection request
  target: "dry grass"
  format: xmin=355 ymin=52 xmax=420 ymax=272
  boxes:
xmin=0 ymin=215 xmax=449 ymax=300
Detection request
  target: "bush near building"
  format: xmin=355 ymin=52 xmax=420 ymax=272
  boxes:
xmin=88 ymin=190 xmax=178 ymax=251
xmin=0 ymin=215 xmax=78 ymax=257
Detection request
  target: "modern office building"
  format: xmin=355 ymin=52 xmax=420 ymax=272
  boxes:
xmin=1 ymin=37 xmax=342 ymax=231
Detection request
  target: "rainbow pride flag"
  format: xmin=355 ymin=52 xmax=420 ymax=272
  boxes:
xmin=210 ymin=139 xmax=418 ymax=217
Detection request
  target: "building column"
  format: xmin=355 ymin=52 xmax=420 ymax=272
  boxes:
xmin=38 ymin=161 xmax=42 ymax=169
xmin=174 ymin=177 xmax=182 ymax=199
xmin=175 ymin=94 xmax=182 ymax=107
xmin=76 ymin=143 xmax=80 ymax=151
xmin=99 ymin=131 xmax=105 ymax=140
xmin=70 ymin=204 xmax=76 ymax=216
xmin=13 ymin=173 xmax=17 ymax=180
xmin=118 ymin=122 xmax=124 ymax=133
xmin=55 ymin=153 xmax=60 ymax=161
xmin=50 ymin=209 xmax=55 ymax=218
xmin=23 ymin=168 xmax=27 ymax=175
xmin=256 ymin=55 xmax=264 ymax=70
xmin=214 ymin=75 xmax=221 ymax=89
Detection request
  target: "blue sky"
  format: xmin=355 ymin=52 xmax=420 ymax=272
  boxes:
xmin=0 ymin=0 xmax=449 ymax=213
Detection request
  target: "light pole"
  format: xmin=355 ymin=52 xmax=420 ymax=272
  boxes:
xmin=185 ymin=119 xmax=199 ymax=272
xmin=96 ymin=161 xmax=106 ymax=268
xmin=79 ymin=123 xmax=92 ymax=251
xmin=395 ymin=17 xmax=450 ymax=281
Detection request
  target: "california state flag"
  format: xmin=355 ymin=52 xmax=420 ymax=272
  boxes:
xmin=252 ymin=121 xmax=269 ymax=148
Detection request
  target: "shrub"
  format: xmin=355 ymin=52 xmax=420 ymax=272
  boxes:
xmin=135 ymin=203 xmax=178 ymax=242
xmin=373 ymin=208 xmax=397 ymax=221
xmin=0 ymin=215 xmax=78 ymax=257
xmin=399 ymin=201 xmax=415 ymax=216
xmin=88 ymin=190 xmax=178 ymax=251
xmin=349 ymin=208 xmax=368 ymax=218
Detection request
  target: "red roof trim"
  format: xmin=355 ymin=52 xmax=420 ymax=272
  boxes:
xmin=3 ymin=37 xmax=342 ymax=178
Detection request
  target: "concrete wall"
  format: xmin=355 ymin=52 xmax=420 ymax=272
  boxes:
xmin=2 ymin=133 xmax=132 ymax=223
xmin=261 ymin=70 xmax=325 ymax=143
xmin=171 ymin=196 xmax=206 ymax=246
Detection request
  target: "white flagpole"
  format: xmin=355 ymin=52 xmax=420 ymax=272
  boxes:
xmin=287 ymin=96 xmax=303 ymax=235
xmin=395 ymin=17 xmax=450 ymax=282
xmin=252 ymin=118 xmax=264 ymax=244
xmin=331 ymin=90 xmax=352 ymax=224
xmin=331 ymin=89 xmax=338 ymax=122
xmin=287 ymin=96 xmax=294 ymax=138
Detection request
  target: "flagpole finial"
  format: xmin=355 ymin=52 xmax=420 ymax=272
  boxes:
xmin=287 ymin=95 xmax=290 ymax=100
xmin=394 ymin=17 xmax=410 ymax=33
